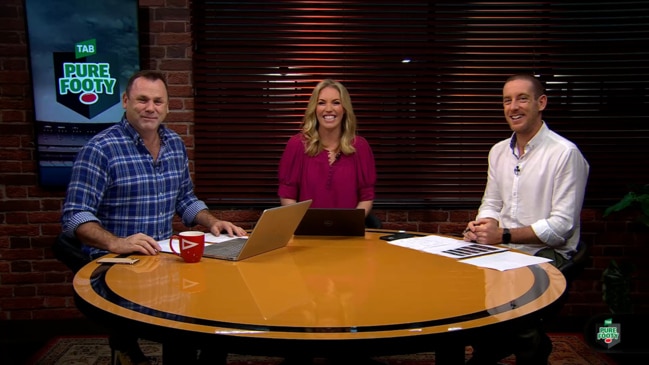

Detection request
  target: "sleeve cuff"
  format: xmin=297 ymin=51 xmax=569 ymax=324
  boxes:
xmin=476 ymin=210 xmax=500 ymax=222
xmin=64 ymin=212 xmax=100 ymax=236
xmin=531 ymin=220 xmax=566 ymax=247
xmin=182 ymin=200 xmax=209 ymax=227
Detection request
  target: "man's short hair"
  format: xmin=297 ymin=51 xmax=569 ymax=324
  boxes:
xmin=505 ymin=74 xmax=545 ymax=99
xmin=125 ymin=70 xmax=168 ymax=96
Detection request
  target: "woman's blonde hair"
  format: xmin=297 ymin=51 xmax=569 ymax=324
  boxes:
xmin=301 ymin=79 xmax=357 ymax=156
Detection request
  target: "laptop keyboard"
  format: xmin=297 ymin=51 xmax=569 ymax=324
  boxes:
xmin=204 ymin=238 xmax=248 ymax=258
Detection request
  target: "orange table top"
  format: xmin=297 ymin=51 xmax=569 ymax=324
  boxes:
xmin=73 ymin=230 xmax=566 ymax=348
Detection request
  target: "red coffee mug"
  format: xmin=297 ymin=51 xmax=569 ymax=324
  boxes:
xmin=169 ymin=231 xmax=205 ymax=263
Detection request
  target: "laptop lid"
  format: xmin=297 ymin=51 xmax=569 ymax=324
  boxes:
xmin=294 ymin=208 xmax=365 ymax=236
xmin=203 ymin=199 xmax=312 ymax=261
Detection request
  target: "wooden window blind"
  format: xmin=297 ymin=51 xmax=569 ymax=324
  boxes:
xmin=192 ymin=1 xmax=649 ymax=209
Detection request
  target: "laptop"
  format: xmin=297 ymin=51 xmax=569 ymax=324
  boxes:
xmin=202 ymin=200 xmax=312 ymax=261
xmin=294 ymin=208 xmax=365 ymax=236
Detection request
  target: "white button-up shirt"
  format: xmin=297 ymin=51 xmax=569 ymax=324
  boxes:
xmin=477 ymin=122 xmax=590 ymax=259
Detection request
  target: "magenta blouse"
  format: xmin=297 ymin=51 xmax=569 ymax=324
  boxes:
xmin=278 ymin=133 xmax=376 ymax=208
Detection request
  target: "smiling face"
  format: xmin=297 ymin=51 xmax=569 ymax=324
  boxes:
xmin=122 ymin=76 xmax=169 ymax=137
xmin=502 ymin=78 xmax=546 ymax=138
xmin=316 ymin=86 xmax=345 ymax=132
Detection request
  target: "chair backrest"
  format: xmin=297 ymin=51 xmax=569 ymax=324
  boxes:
xmin=541 ymin=241 xmax=590 ymax=322
xmin=365 ymin=213 xmax=382 ymax=229
xmin=52 ymin=234 xmax=92 ymax=273
xmin=559 ymin=240 xmax=589 ymax=285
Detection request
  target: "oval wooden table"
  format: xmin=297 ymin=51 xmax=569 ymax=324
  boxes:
xmin=73 ymin=230 xmax=566 ymax=364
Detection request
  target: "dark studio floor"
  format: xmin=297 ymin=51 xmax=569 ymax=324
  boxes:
xmin=2 ymin=316 xmax=647 ymax=365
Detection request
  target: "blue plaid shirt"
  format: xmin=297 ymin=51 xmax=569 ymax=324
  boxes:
xmin=62 ymin=116 xmax=208 ymax=257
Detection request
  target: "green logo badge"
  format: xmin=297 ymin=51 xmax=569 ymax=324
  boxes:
xmin=75 ymin=39 xmax=97 ymax=59
xmin=55 ymin=39 xmax=118 ymax=113
xmin=596 ymin=318 xmax=621 ymax=349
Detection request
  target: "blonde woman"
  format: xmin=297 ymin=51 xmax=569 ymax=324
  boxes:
xmin=278 ymin=79 xmax=376 ymax=217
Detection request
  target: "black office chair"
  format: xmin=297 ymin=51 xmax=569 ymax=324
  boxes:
xmin=52 ymin=233 xmax=92 ymax=274
xmin=52 ymin=234 xmax=133 ymax=363
xmin=505 ymin=242 xmax=590 ymax=364
xmin=365 ymin=212 xmax=382 ymax=229
xmin=558 ymin=240 xmax=589 ymax=289
xmin=52 ymin=234 xmax=157 ymax=364
xmin=541 ymin=240 xmax=590 ymax=323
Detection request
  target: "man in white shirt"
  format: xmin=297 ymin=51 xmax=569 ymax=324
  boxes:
xmin=463 ymin=74 xmax=589 ymax=365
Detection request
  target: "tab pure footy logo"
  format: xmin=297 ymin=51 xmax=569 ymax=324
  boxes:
xmin=596 ymin=318 xmax=621 ymax=349
xmin=53 ymin=39 xmax=120 ymax=119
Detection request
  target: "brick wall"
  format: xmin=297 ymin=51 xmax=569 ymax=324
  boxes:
xmin=1 ymin=0 xmax=647 ymax=325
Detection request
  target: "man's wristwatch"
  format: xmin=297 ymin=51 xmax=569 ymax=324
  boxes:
xmin=502 ymin=228 xmax=511 ymax=244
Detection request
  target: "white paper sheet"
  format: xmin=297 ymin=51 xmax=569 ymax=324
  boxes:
xmin=388 ymin=235 xmax=552 ymax=271
xmin=388 ymin=235 xmax=507 ymax=259
xmin=459 ymin=251 xmax=552 ymax=271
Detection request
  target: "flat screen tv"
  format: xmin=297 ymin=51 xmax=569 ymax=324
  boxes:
xmin=25 ymin=0 xmax=140 ymax=187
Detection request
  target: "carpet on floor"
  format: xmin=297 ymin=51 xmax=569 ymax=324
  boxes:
xmin=26 ymin=333 xmax=616 ymax=365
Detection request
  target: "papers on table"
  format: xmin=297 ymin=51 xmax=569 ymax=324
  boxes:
xmin=461 ymin=251 xmax=552 ymax=271
xmin=387 ymin=235 xmax=552 ymax=271
xmin=388 ymin=235 xmax=505 ymax=259
xmin=157 ymin=239 xmax=173 ymax=253
xmin=157 ymin=233 xmax=249 ymax=254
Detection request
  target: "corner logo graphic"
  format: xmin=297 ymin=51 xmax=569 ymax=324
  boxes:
xmin=53 ymin=39 xmax=120 ymax=118
xmin=596 ymin=318 xmax=621 ymax=349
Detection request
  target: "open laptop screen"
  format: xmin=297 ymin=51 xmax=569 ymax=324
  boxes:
xmin=294 ymin=208 xmax=365 ymax=236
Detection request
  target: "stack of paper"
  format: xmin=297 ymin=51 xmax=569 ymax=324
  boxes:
xmin=387 ymin=235 xmax=552 ymax=271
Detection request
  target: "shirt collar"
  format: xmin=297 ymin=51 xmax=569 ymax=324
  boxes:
xmin=120 ymin=114 xmax=166 ymax=146
xmin=509 ymin=121 xmax=548 ymax=157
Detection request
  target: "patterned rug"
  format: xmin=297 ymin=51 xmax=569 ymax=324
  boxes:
xmin=27 ymin=333 xmax=617 ymax=365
